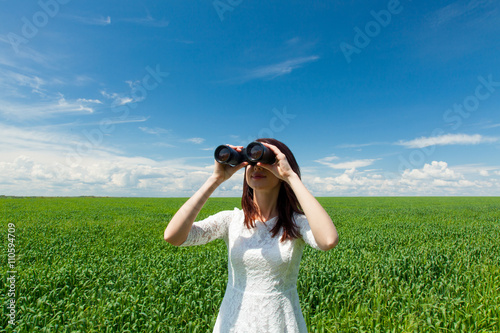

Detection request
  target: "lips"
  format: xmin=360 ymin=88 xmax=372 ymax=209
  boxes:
xmin=251 ymin=173 xmax=266 ymax=179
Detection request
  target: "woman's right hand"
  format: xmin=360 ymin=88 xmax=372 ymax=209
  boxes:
xmin=212 ymin=145 xmax=248 ymax=183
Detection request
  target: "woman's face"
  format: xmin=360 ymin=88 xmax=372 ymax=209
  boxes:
xmin=245 ymin=164 xmax=281 ymax=192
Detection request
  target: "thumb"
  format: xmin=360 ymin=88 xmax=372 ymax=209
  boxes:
xmin=232 ymin=161 xmax=248 ymax=173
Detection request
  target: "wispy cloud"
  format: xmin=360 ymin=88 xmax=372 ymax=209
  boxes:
xmin=139 ymin=127 xmax=170 ymax=135
xmin=483 ymin=123 xmax=500 ymax=129
xmin=336 ymin=141 xmax=387 ymax=149
xmin=100 ymin=90 xmax=135 ymax=106
xmin=0 ymin=35 xmax=52 ymax=66
xmin=63 ymin=14 xmax=111 ymax=26
xmin=153 ymin=142 xmax=176 ymax=148
xmin=185 ymin=137 xmax=205 ymax=144
xmin=427 ymin=0 xmax=490 ymax=27
xmin=0 ymin=123 xmax=121 ymax=156
xmin=76 ymin=98 xmax=102 ymax=104
xmin=119 ymin=11 xmax=169 ymax=27
xmin=0 ymin=95 xmax=99 ymax=120
xmin=98 ymin=117 xmax=149 ymax=125
xmin=241 ymin=56 xmax=320 ymax=82
xmin=396 ymin=133 xmax=498 ymax=149
xmin=0 ymin=69 xmax=45 ymax=98
xmin=56 ymin=116 xmax=150 ymax=128
xmin=315 ymin=155 xmax=378 ymax=170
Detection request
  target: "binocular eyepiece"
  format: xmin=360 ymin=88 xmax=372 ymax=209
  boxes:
xmin=214 ymin=142 xmax=276 ymax=166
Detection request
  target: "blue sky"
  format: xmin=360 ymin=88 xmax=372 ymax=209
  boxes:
xmin=1 ymin=0 xmax=499 ymax=196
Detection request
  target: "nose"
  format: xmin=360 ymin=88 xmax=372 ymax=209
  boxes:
xmin=253 ymin=164 xmax=263 ymax=171
xmin=246 ymin=164 xmax=263 ymax=173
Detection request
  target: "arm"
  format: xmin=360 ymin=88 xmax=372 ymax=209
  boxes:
xmin=258 ymin=143 xmax=339 ymax=251
xmin=163 ymin=175 xmax=222 ymax=246
xmin=287 ymin=174 xmax=339 ymax=251
xmin=164 ymin=148 xmax=247 ymax=246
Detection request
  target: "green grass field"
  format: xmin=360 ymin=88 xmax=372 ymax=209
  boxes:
xmin=1 ymin=197 xmax=499 ymax=332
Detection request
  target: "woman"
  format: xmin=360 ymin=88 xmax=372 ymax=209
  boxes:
xmin=164 ymin=138 xmax=339 ymax=332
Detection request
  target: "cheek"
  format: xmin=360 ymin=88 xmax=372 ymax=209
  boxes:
xmin=269 ymin=177 xmax=281 ymax=188
xmin=263 ymin=172 xmax=281 ymax=188
xmin=244 ymin=169 xmax=251 ymax=183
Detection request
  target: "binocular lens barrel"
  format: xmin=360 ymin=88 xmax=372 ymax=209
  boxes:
xmin=248 ymin=144 xmax=264 ymax=160
xmin=214 ymin=142 xmax=276 ymax=166
xmin=214 ymin=145 xmax=243 ymax=166
xmin=217 ymin=147 xmax=231 ymax=162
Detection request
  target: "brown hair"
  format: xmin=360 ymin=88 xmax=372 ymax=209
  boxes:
xmin=241 ymin=138 xmax=303 ymax=241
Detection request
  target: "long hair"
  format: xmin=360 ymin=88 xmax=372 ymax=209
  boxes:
xmin=241 ymin=138 xmax=303 ymax=241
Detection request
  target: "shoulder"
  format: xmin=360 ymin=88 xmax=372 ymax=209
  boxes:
xmin=292 ymin=212 xmax=323 ymax=250
xmin=292 ymin=212 xmax=313 ymax=237
xmin=292 ymin=212 xmax=308 ymax=226
xmin=231 ymin=208 xmax=245 ymax=224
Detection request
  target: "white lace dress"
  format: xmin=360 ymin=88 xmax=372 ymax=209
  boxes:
xmin=180 ymin=208 xmax=323 ymax=333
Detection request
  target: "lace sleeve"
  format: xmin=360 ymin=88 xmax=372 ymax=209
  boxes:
xmin=179 ymin=209 xmax=235 ymax=247
xmin=295 ymin=213 xmax=323 ymax=251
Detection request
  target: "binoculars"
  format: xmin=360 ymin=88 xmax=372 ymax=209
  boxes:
xmin=214 ymin=142 xmax=276 ymax=166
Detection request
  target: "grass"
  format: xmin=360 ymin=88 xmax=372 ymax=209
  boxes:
xmin=1 ymin=196 xmax=499 ymax=332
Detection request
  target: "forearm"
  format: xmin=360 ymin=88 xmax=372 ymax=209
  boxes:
xmin=164 ymin=175 xmax=222 ymax=246
xmin=287 ymin=174 xmax=339 ymax=251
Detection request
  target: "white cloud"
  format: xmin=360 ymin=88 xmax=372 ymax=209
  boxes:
xmin=77 ymin=98 xmax=102 ymax=104
xmin=100 ymin=90 xmax=136 ymax=106
xmin=139 ymin=127 xmax=170 ymax=135
xmin=63 ymin=14 xmax=111 ymax=26
xmin=0 ymin=68 xmax=54 ymax=99
xmin=1 ymin=122 xmax=498 ymax=197
xmin=100 ymin=76 xmax=153 ymax=106
xmin=0 ymin=70 xmax=44 ymax=92
xmin=427 ymin=0 xmax=491 ymax=27
xmin=335 ymin=142 xmax=386 ymax=149
xmin=119 ymin=13 xmax=169 ymax=27
xmin=397 ymin=133 xmax=498 ymax=149
xmin=315 ymin=155 xmax=377 ymax=170
xmin=0 ymin=96 xmax=97 ymax=120
xmin=483 ymin=123 xmax=500 ymax=129
xmin=0 ymin=123 xmax=239 ymax=197
xmin=0 ymin=67 xmax=104 ymax=120
xmin=69 ymin=116 xmax=149 ymax=128
xmin=153 ymin=142 xmax=176 ymax=148
xmin=480 ymin=170 xmax=489 ymax=177
xmin=186 ymin=137 xmax=205 ymax=144
xmin=0 ymin=123 xmax=122 ymax=159
xmin=319 ymin=156 xmax=339 ymax=162
xmin=401 ymin=161 xmax=462 ymax=180
xmin=1 ymin=147 xmax=499 ymax=196
xmin=234 ymin=56 xmax=320 ymax=83
xmin=303 ymin=161 xmax=500 ymax=196
xmin=0 ymin=153 xmax=245 ymax=197
xmin=0 ymin=35 xmax=51 ymax=66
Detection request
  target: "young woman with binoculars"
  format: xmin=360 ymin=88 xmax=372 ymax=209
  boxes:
xmin=164 ymin=138 xmax=338 ymax=333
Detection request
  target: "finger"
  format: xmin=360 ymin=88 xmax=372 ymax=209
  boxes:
xmin=261 ymin=142 xmax=286 ymax=161
xmin=233 ymin=161 xmax=248 ymax=172
xmin=227 ymin=144 xmax=244 ymax=150
xmin=261 ymin=142 xmax=280 ymax=153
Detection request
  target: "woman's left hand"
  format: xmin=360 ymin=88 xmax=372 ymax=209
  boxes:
xmin=256 ymin=143 xmax=298 ymax=184
xmin=259 ymin=142 xmax=339 ymax=251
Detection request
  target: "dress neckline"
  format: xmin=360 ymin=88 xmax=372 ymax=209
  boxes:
xmin=256 ymin=216 xmax=278 ymax=224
